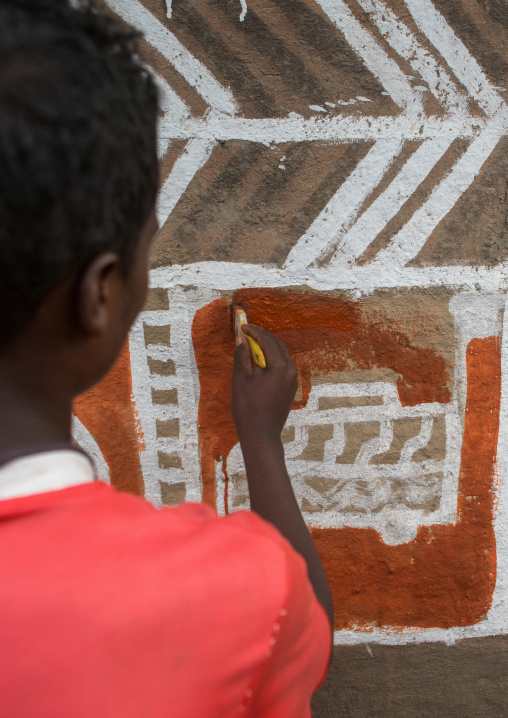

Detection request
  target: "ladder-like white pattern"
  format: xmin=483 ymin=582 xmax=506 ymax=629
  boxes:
xmin=129 ymin=288 xmax=202 ymax=505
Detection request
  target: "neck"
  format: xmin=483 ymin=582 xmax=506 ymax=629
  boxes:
xmin=0 ymin=360 xmax=72 ymax=457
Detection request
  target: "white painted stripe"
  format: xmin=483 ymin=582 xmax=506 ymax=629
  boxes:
xmin=399 ymin=417 xmax=433 ymax=464
xmin=371 ymin=125 xmax=503 ymax=268
xmin=357 ymin=0 xmax=468 ymax=115
xmin=146 ymin=345 xmax=173 ymax=361
xmin=158 ymin=112 xmax=486 ymax=143
xmin=283 ymin=402 xmax=446 ymax=425
xmin=355 ymin=419 xmax=393 ymax=466
xmin=129 ymin=318 xmax=163 ymax=505
xmin=317 ymin=0 xmax=422 ymax=113
xmin=405 ymin=0 xmax=508 ymax=119
xmin=153 ymin=73 xmax=189 ymax=159
xmin=284 ymin=139 xmax=402 ymax=272
xmin=149 ymin=260 xmax=508 ymax=293
xmin=155 ymin=438 xmax=180 ymax=452
xmin=164 ymin=287 xmax=202 ymax=504
xmin=149 ymin=376 xmax=180 ymax=391
xmin=157 ymin=134 xmax=172 ymax=163
xmin=154 ymin=404 xmax=180 ymax=420
xmin=334 ymin=619 xmax=508 ymax=647
xmin=104 ymin=0 xmax=238 ymax=115
xmin=330 ymin=135 xmax=454 ymax=267
xmin=156 ymin=137 xmax=216 ymax=229
xmin=490 ymin=298 xmax=508 ymax=626
xmin=152 ymin=71 xmax=189 ymax=119
xmin=141 ymin=310 xmax=174 ymax=325
xmin=153 ymin=72 xmax=190 ymax=159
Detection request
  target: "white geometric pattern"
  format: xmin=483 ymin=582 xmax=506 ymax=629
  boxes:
xmin=107 ymin=0 xmax=508 ymax=277
xmin=102 ymin=0 xmax=508 ymax=514
xmin=217 ymin=380 xmax=461 ymax=546
xmin=100 ymin=0 xmax=508 ymax=646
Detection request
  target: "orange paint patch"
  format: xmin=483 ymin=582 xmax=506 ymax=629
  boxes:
xmin=234 ymin=289 xmax=451 ymax=407
xmin=74 ymin=341 xmax=144 ymax=496
xmin=192 ymin=289 xmax=499 ymax=629
xmin=313 ymin=336 xmax=499 ymax=629
xmin=192 ymin=298 xmax=237 ymax=509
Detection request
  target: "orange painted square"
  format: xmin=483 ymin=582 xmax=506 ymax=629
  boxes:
xmin=192 ymin=289 xmax=499 ymax=630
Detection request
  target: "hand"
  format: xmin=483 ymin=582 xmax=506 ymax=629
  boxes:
xmin=231 ymin=324 xmax=298 ymax=445
xmin=230 ymin=325 xmax=335 ymax=632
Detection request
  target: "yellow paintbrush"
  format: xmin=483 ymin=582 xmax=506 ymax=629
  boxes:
xmin=234 ymin=307 xmax=266 ymax=369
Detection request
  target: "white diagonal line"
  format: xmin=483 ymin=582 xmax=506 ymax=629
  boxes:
xmin=317 ymin=0 xmax=423 ymax=113
xmin=284 ymin=138 xmax=402 ymax=272
xmin=156 ymin=138 xmax=216 ymax=228
xmin=399 ymin=417 xmax=434 ymax=464
xmin=152 ymin=71 xmax=189 ymax=119
xmin=329 ymin=135 xmax=454 ymax=267
xmin=355 ymin=419 xmax=393 ymax=466
xmin=370 ymin=124 xmax=504 ymax=268
xmin=357 ymin=0 xmax=468 ymax=116
xmin=105 ymin=0 xmax=238 ymax=115
xmin=152 ymin=72 xmax=190 ymax=159
xmin=405 ymin=0 xmax=508 ymax=119
xmin=158 ymin=114 xmax=175 ymax=160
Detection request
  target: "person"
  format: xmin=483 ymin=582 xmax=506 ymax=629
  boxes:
xmin=0 ymin=1 xmax=333 ymax=716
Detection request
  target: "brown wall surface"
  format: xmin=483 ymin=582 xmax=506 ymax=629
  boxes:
xmin=80 ymin=1 xmax=508 ymax=715
xmin=312 ymin=635 xmax=508 ymax=718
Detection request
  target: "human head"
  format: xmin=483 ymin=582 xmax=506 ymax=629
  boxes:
xmin=0 ymin=0 xmax=159 ymax=365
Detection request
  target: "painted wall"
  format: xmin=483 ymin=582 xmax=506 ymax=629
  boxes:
xmin=77 ymin=1 xmax=508 ymax=714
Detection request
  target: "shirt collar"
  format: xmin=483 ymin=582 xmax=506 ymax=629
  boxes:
xmin=0 ymin=450 xmax=95 ymax=501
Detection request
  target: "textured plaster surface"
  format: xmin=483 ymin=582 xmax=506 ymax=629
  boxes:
xmin=312 ymin=634 xmax=508 ymax=717
xmin=78 ymin=0 xmax=508 ymax=713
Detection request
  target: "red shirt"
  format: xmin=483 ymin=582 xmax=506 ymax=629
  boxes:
xmin=0 ymin=480 xmax=330 ymax=717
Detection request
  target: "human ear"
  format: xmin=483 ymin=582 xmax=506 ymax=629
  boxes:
xmin=75 ymin=252 xmax=122 ymax=335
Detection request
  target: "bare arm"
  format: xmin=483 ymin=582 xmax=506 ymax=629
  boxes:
xmin=231 ymin=324 xmax=334 ymax=631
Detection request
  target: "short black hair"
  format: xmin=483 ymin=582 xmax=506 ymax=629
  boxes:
xmin=0 ymin=0 xmax=159 ymax=348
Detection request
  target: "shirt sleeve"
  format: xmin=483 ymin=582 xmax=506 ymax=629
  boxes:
xmin=238 ymin=517 xmax=332 ymax=718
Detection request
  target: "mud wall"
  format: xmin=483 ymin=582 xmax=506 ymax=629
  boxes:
xmin=76 ymin=1 xmax=508 ymax=715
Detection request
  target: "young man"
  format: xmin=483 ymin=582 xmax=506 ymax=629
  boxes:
xmin=0 ymin=1 xmax=333 ymax=715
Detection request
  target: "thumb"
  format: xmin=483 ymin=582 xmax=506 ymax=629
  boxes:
xmin=233 ymin=336 xmax=253 ymax=375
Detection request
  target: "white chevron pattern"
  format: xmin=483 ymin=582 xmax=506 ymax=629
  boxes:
xmin=105 ymin=0 xmax=508 ymax=277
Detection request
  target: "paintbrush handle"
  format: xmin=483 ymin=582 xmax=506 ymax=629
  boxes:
xmin=235 ymin=309 xmax=267 ymax=368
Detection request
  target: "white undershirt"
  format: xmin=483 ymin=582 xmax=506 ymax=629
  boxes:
xmin=0 ymin=451 xmax=95 ymax=501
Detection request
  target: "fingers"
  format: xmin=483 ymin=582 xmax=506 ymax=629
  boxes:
xmin=241 ymin=324 xmax=288 ymax=365
xmin=233 ymin=336 xmax=254 ymax=375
